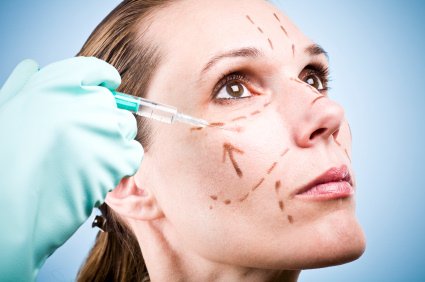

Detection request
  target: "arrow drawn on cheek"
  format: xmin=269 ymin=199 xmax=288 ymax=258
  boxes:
xmin=222 ymin=143 xmax=245 ymax=178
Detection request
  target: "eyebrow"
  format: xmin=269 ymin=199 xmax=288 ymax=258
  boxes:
xmin=305 ymin=44 xmax=329 ymax=59
xmin=201 ymin=47 xmax=263 ymax=76
xmin=200 ymin=44 xmax=328 ymax=78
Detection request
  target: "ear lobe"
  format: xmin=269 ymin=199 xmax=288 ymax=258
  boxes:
xmin=105 ymin=176 xmax=164 ymax=221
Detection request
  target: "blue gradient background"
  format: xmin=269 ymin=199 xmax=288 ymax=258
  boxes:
xmin=1 ymin=1 xmax=424 ymax=281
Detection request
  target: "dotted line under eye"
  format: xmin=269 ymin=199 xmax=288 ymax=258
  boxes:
xmin=192 ymin=102 xmax=272 ymax=132
xmin=193 ymin=75 xmax=326 ymax=134
xmin=231 ymin=116 xmax=248 ymax=122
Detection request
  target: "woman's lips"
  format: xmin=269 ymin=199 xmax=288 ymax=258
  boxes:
xmin=294 ymin=165 xmax=354 ymax=200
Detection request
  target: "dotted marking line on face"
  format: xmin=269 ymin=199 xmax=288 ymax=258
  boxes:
xmin=292 ymin=44 xmax=295 ymax=57
xmin=238 ymin=192 xmax=250 ymax=202
xmin=334 ymin=136 xmax=342 ymax=146
xmin=345 ymin=148 xmax=351 ymax=162
xmin=190 ymin=127 xmax=204 ymax=131
xmin=306 ymin=83 xmax=322 ymax=96
xmin=348 ymin=122 xmax=352 ymax=140
xmin=290 ymin=76 xmax=323 ymax=98
xmin=267 ymin=162 xmax=278 ymax=174
xmin=273 ymin=12 xmax=290 ymax=38
xmin=210 ymin=122 xmax=226 ymax=127
xmin=280 ymin=25 xmax=288 ymax=37
xmin=268 ymin=38 xmax=274 ymax=50
xmin=333 ymin=123 xmax=352 ymax=163
xmin=311 ymin=95 xmax=326 ymax=105
xmin=246 ymin=15 xmax=255 ymax=25
xmin=252 ymin=177 xmax=265 ymax=191
xmin=209 ymin=148 xmax=290 ymax=208
xmin=263 ymin=101 xmax=272 ymax=108
xmin=218 ymin=103 xmax=273 ymax=127
xmin=280 ymin=148 xmax=289 ymax=157
xmin=287 ymin=215 xmax=294 ymax=224
xmin=245 ymin=14 xmax=275 ymax=51
xmin=278 ymin=200 xmax=284 ymax=211
xmin=231 ymin=116 xmax=248 ymax=122
xmin=289 ymin=77 xmax=303 ymax=84
xmin=275 ymin=180 xmax=281 ymax=194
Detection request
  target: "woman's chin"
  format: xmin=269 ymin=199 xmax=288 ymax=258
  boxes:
xmin=299 ymin=213 xmax=366 ymax=269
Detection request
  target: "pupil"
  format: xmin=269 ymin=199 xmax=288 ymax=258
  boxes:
xmin=226 ymin=82 xmax=244 ymax=97
xmin=307 ymin=77 xmax=316 ymax=86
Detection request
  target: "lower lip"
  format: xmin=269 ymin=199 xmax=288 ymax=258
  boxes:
xmin=296 ymin=181 xmax=354 ymax=200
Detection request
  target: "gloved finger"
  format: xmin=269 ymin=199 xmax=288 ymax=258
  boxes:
xmin=78 ymin=57 xmax=121 ymax=90
xmin=34 ymin=56 xmax=121 ymax=91
xmin=115 ymin=108 xmax=138 ymax=141
xmin=0 ymin=59 xmax=39 ymax=104
xmin=120 ymin=139 xmax=144 ymax=179
xmin=103 ymin=139 xmax=144 ymax=194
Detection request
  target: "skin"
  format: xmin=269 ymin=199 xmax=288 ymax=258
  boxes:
xmin=106 ymin=0 xmax=366 ymax=281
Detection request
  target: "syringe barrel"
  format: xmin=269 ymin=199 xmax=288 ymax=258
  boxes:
xmin=113 ymin=91 xmax=178 ymax=124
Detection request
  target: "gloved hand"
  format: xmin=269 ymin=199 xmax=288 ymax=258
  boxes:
xmin=0 ymin=57 xmax=143 ymax=281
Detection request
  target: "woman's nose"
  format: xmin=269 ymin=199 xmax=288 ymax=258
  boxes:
xmin=293 ymin=98 xmax=345 ymax=148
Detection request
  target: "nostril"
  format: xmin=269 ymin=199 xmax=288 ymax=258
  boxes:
xmin=310 ymin=128 xmax=326 ymax=140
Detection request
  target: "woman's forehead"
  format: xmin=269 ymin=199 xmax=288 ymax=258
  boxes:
xmin=146 ymin=0 xmax=312 ymax=61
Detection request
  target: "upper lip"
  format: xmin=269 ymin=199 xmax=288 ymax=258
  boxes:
xmin=294 ymin=165 xmax=353 ymax=196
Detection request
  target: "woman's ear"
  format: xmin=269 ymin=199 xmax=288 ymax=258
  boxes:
xmin=105 ymin=175 xmax=164 ymax=221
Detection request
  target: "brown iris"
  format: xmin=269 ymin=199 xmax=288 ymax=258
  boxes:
xmin=305 ymin=75 xmax=323 ymax=90
xmin=226 ymin=82 xmax=245 ymax=98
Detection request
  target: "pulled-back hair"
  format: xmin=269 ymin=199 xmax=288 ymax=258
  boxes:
xmin=76 ymin=1 xmax=173 ymax=281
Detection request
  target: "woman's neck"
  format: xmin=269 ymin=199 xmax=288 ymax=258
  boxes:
xmin=132 ymin=220 xmax=300 ymax=282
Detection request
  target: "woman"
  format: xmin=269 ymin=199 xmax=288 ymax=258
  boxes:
xmin=77 ymin=0 xmax=365 ymax=281
xmin=0 ymin=0 xmax=365 ymax=281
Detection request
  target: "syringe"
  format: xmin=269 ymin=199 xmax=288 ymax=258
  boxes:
xmin=112 ymin=91 xmax=210 ymax=128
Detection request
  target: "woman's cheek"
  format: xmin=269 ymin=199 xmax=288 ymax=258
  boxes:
xmin=185 ymin=108 xmax=289 ymax=209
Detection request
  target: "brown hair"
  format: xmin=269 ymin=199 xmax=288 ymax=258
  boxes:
xmin=76 ymin=0 xmax=173 ymax=281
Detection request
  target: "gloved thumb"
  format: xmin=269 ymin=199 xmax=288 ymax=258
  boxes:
xmin=0 ymin=59 xmax=39 ymax=105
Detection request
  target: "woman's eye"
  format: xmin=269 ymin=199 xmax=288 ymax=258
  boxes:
xmin=304 ymin=74 xmax=324 ymax=90
xmin=299 ymin=64 xmax=330 ymax=93
xmin=215 ymin=81 xmax=253 ymax=100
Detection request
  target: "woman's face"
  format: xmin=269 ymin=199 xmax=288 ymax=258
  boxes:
xmin=134 ymin=0 xmax=365 ymax=269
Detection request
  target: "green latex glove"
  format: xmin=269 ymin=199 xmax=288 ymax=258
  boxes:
xmin=0 ymin=57 xmax=143 ymax=281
